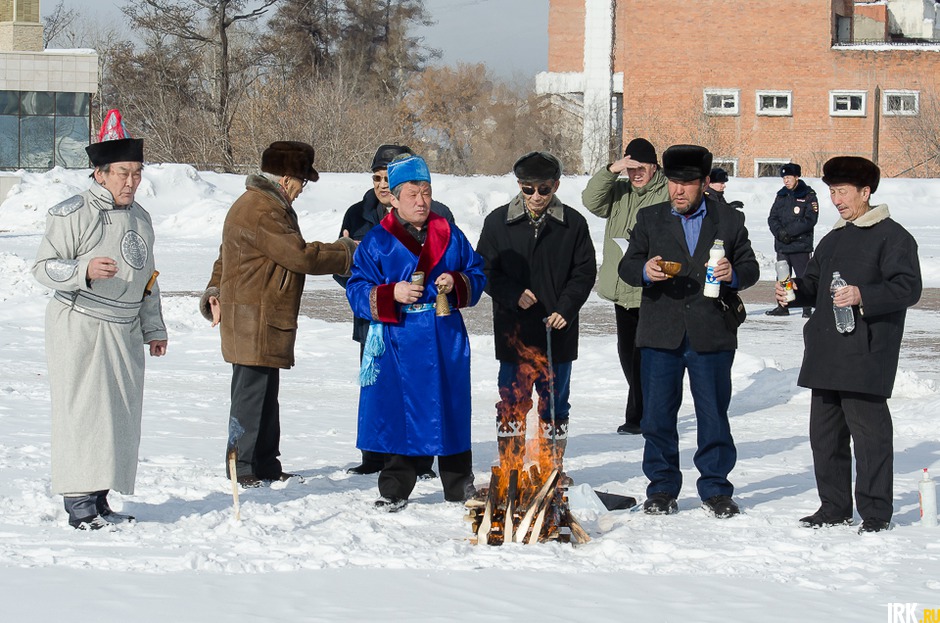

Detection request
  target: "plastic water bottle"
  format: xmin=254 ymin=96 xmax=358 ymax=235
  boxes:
xmin=920 ymin=468 xmax=938 ymax=528
xmin=830 ymin=271 xmax=855 ymax=333
xmin=703 ymin=239 xmax=724 ymax=298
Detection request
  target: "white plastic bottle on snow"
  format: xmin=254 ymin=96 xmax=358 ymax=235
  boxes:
xmin=919 ymin=468 xmax=938 ymax=528
xmin=830 ymin=271 xmax=855 ymax=333
xmin=703 ymin=239 xmax=724 ymax=298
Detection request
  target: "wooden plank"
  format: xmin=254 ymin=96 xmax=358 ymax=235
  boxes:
xmin=504 ymin=469 xmax=519 ymax=543
xmin=478 ymin=468 xmax=501 ymax=546
xmin=515 ymin=469 xmax=559 ymax=543
xmin=568 ymin=510 xmax=591 ymax=544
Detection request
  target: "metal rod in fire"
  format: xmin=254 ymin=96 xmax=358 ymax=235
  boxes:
xmin=543 ymin=319 xmax=557 ymax=466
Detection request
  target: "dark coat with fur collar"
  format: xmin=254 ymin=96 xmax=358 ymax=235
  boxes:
xmin=476 ymin=194 xmax=596 ymax=363
xmin=792 ymin=205 xmax=921 ymax=397
xmin=201 ymin=175 xmax=354 ymax=368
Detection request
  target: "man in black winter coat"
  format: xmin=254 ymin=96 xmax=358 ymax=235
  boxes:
xmin=335 ymin=144 xmax=454 ymax=477
xmin=767 ymin=163 xmax=818 ymax=317
xmin=704 ymin=167 xmax=744 ymax=211
xmin=776 ymin=156 xmax=921 ymax=534
xmin=619 ymin=145 xmax=759 ymax=519
xmin=476 ymin=151 xmax=596 ymax=481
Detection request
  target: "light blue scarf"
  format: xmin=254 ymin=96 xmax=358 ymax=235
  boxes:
xmin=358 ymin=322 xmax=385 ymax=386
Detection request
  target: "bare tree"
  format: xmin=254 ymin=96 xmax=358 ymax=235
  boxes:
xmin=122 ymin=0 xmax=277 ymax=172
xmin=261 ymin=0 xmax=436 ymax=93
xmin=42 ymin=1 xmax=79 ymax=48
xmin=887 ymin=88 xmax=940 ymax=178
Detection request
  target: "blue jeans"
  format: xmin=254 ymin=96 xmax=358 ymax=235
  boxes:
xmin=497 ymin=360 xmax=571 ymax=426
xmin=640 ymin=337 xmax=736 ymax=500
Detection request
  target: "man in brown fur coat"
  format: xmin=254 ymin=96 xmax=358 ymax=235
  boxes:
xmin=201 ymin=141 xmax=356 ymax=487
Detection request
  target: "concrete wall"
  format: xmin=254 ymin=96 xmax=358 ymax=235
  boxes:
xmin=0 ymin=50 xmax=99 ymax=94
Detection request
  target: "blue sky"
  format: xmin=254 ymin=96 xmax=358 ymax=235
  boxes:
xmin=50 ymin=0 xmax=549 ymax=81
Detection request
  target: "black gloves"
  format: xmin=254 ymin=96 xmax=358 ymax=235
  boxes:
xmin=777 ymin=231 xmax=792 ymax=244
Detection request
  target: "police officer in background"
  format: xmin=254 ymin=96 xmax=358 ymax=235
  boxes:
xmin=767 ymin=163 xmax=818 ymax=318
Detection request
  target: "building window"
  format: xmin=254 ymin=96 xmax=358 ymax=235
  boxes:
xmin=712 ymin=159 xmax=737 ymax=177
xmin=830 ymin=91 xmax=866 ymax=116
xmin=0 ymin=90 xmax=91 ymax=171
xmin=883 ymin=90 xmax=919 ymax=116
xmin=756 ymin=91 xmax=792 ymax=116
xmin=704 ymin=89 xmax=739 ymax=115
xmin=755 ymin=160 xmax=790 ymax=177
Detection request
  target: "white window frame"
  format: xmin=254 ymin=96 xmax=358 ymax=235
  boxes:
xmin=756 ymin=90 xmax=792 ymax=116
xmin=883 ymin=90 xmax=919 ymax=116
xmin=712 ymin=159 xmax=738 ymax=177
xmin=704 ymin=89 xmax=740 ymax=116
xmin=830 ymin=90 xmax=867 ymax=117
xmin=754 ymin=159 xmax=790 ymax=178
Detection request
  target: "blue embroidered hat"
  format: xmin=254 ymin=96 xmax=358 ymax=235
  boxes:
xmin=387 ymin=154 xmax=431 ymax=190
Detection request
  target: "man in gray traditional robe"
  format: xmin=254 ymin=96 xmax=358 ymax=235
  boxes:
xmin=32 ymin=118 xmax=168 ymax=530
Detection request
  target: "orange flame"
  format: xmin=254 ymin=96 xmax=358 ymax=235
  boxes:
xmin=493 ymin=331 xmax=557 ymax=499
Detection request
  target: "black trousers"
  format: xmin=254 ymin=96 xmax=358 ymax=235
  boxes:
xmin=228 ymin=364 xmax=282 ymax=479
xmin=378 ymin=450 xmax=473 ymax=501
xmin=615 ymin=305 xmax=643 ymax=425
xmin=809 ymin=389 xmax=894 ymax=522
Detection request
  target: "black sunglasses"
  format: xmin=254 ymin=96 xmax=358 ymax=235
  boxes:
xmin=372 ymin=174 xmax=388 ymax=184
xmin=520 ymin=183 xmax=554 ymax=196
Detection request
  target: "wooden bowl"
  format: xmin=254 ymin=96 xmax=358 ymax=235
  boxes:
xmin=657 ymin=260 xmax=682 ymax=277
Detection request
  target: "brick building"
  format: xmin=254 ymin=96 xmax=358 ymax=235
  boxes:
xmin=538 ymin=0 xmax=940 ymax=177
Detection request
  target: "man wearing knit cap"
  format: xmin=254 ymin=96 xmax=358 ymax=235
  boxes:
xmin=201 ymin=141 xmax=356 ymax=488
xmin=776 ymin=156 xmax=921 ymax=534
xmin=346 ymin=154 xmax=486 ymax=511
xmin=335 ymin=144 xmax=453 ymax=478
xmin=767 ymin=162 xmax=819 ymax=318
xmin=33 ymin=109 xmax=168 ymax=529
xmin=477 ymin=151 xmax=596 ymax=482
xmin=582 ymin=137 xmax=669 ymax=435
xmin=619 ymin=144 xmax=759 ymax=519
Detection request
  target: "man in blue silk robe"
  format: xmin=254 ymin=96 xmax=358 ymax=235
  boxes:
xmin=346 ymin=154 xmax=486 ymax=512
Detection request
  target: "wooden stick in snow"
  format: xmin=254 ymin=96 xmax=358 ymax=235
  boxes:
xmin=228 ymin=449 xmax=240 ymax=521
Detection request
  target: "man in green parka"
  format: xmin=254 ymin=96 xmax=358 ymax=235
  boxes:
xmin=581 ymin=137 xmax=669 ymax=435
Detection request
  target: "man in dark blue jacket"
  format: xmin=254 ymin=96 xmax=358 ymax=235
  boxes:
xmin=767 ymin=163 xmax=818 ymax=318
xmin=336 ymin=144 xmax=454 ymax=477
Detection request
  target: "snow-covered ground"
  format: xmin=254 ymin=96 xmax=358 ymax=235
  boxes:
xmin=1 ymin=165 xmax=939 ymax=622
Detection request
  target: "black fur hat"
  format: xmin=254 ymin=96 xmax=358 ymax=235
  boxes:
xmin=662 ymin=145 xmax=712 ymax=182
xmin=624 ymin=138 xmax=657 ymax=164
xmin=86 ymin=138 xmax=144 ymax=167
xmin=709 ymin=167 xmax=729 ymax=183
xmin=261 ymin=141 xmax=319 ymax=182
xmin=513 ymin=151 xmax=562 ymax=181
xmin=822 ymin=156 xmax=880 ymax=194
xmin=371 ymin=144 xmax=414 ymax=171
xmin=780 ymin=163 xmax=802 ymax=177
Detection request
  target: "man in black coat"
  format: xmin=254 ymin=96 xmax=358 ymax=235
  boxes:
xmin=476 ymin=151 xmax=596 ymax=480
xmin=335 ymin=144 xmax=453 ymax=477
xmin=619 ymin=144 xmax=759 ymax=519
xmin=776 ymin=156 xmax=921 ymax=534
xmin=767 ymin=163 xmax=819 ymax=317
xmin=704 ymin=167 xmax=744 ymax=211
